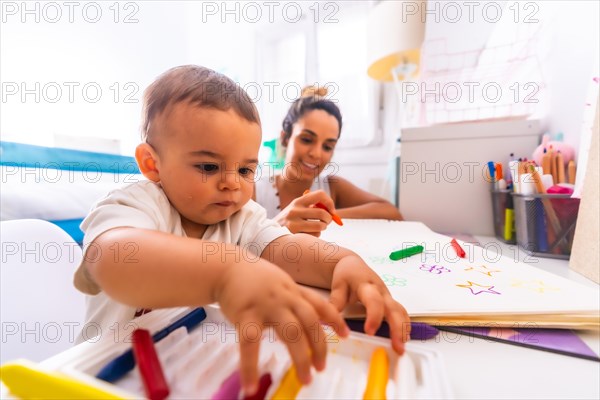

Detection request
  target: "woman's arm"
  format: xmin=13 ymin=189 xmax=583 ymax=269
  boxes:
xmin=329 ymin=176 xmax=403 ymax=220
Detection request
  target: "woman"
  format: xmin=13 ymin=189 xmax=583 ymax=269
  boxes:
xmin=254 ymin=86 xmax=402 ymax=236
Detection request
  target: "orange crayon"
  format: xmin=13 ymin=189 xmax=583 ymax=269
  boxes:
xmin=302 ymin=190 xmax=343 ymax=226
xmin=495 ymin=163 xmax=503 ymax=182
xmin=363 ymin=347 xmax=389 ymax=400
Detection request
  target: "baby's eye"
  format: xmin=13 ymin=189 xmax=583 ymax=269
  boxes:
xmin=324 ymin=145 xmax=334 ymax=152
xmin=300 ymin=137 xmax=313 ymax=144
xmin=196 ymin=164 xmax=219 ymax=174
xmin=239 ymin=167 xmax=255 ymax=176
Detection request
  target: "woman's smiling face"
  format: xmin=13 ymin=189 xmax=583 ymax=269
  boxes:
xmin=282 ymin=109 xmax=340 ymax=182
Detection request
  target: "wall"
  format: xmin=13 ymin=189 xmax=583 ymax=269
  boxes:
xmin=2 ymin=1 xmax=597 ymax=195
xmin=541 ymin=1 xmax=599 ymax=154
xmin=0 ymin=2 xmax=257 ymax=154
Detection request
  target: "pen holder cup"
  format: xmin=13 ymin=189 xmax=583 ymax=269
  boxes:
xmin=491 ymin=189 xmax=516 ymax=244
xmin=512 ymin=193 xmax=580 ymax=259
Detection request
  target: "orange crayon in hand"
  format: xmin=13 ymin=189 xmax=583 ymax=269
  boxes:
xmin=303 ymin=190 xmax=343 ymax=226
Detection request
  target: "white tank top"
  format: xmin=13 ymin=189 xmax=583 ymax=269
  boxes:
xmin=255 ymin=172 xmax=332 ymax=219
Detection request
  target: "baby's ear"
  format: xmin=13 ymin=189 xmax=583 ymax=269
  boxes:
xmin=135 ymin=143 xmax=160 ymax=182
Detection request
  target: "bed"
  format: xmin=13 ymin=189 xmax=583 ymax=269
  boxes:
xmin=0 ymin=141 xmax=142 ymax=243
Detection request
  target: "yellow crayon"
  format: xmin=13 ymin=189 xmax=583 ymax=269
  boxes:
xmin=0 ymin=360 xmax=125 ymax=399
xmin=363 ymin=347 xmax=389 ymax=400
xmin=271 ymin=365 xmax=302 ymax=400
xmin=504 ymin=208 xmax=514 ymax=241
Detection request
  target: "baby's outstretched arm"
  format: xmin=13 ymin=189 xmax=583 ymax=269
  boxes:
xmin=264 ymin=234 xmax=410 ymax=354
xmin=83 ymin=227 xmax=348 ymax=394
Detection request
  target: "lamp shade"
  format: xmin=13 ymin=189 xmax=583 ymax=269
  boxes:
xmin=367 ymin=1 xmax=426 ymax=81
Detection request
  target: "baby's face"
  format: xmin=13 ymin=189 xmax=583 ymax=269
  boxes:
xmin=151 ymin=102 xmax=261 ymax=237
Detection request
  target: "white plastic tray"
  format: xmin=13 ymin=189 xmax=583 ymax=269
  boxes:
xmin=44 ymin=306 xmax=453 ymax=399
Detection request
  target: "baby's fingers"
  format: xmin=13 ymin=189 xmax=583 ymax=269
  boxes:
xmin=328 ymin=279 xmax=350 ymax=313
xmin=238 ymin=316 xmax=262 ymax=396
xmin=274 ymin=311 xmax=313 ymax=385
xmin=384 ymin=296 xmax=410 ymax=354
xmin=357 ymin=284 xmax=385 ymax=336
xmin=291 ymin=300 xmax=328 ymax=371
xmin=301 ymin=287 xmax=349 ymax=338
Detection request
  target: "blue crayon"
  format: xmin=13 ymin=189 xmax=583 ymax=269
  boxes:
xmin=96 ymin=308 xmax=207 ymax=383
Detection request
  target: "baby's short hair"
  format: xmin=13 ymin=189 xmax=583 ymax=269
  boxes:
xmin=141 ymin=65 xmax=260 ymax=142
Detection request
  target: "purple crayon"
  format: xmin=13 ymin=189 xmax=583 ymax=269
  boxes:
xmin=345 ymin=320 xmax=439 ymax=341
xmin=409 ymin=322 xmax=440 ymax=340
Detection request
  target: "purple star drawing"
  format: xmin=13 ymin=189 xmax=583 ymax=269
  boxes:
xmin=456 ymin=281 xmax=501 ymax=295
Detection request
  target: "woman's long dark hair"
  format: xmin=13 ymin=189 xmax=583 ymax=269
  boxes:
xmin=281 ymin=86 xmax=343 ymax=144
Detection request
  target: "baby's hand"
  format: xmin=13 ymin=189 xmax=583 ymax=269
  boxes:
xmin=216 ymin=258 xmax=349 ymax=395
xmin=275 ymin=190 xmax=335 ymax=237
xmin=329 ymin=254 xmax=410 ymax=354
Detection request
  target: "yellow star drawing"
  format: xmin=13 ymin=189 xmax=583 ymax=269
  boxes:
xmin=511 ymin=279 xmax=560 ymax=294
xmin=464 ymin=265 xmax=501 ymax=277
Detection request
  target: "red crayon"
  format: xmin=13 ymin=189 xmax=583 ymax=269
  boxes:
xmin=243 ymin=373 xmax=272 ymax=400
xmin=450 ymin=238 xmax=466 ymax=258
xmin=132 ymin=329 xmax=170 ymax=400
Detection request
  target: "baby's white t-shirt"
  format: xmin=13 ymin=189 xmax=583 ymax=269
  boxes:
xmin=74 ymin=180 xmax=290 ymax=343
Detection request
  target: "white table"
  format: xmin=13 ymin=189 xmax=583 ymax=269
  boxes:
xmin=3 ymin=237 xmax=598 ymax=399
xmin=418 ymin=236 xmax=600 ymax=399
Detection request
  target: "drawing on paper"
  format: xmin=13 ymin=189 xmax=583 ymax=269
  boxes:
xmin=511 ymin=279 xmax=560 ymax=294
xmin=456 ymin=281 xmax=501 ymax=295
xmin=464 ymin=265 xmax=501 ymax=277
xmin=420 ymin=264 xmax=452 ymax=274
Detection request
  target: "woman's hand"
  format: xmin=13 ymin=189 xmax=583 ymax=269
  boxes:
xmin=275 ymin=190 xmax=337 ymax=237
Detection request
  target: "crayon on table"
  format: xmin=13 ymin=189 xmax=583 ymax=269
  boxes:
xmin=303 ymin=189 xmax=343 ymax=226
xmin=450 ymin=238 xmax=465 ymax=258
xmin=212 ymin=370 xmax=241 ymax=400
xmin=389 ymin=245 xmax=424 ymax=261
xmin=96 ymin=307 xmax=207 ymax=383
xmin=410 ymin=322 xmax=440 ymax=340
xmin=0 ymin=360 xmax=125 ymax=399
xmin=271 ymin=366 xmax=302 ymax=400
xmin=363 ymin=347 xmax=389 ymax=400
xmin=243 ymin=373 xmax=272 ymax=400
xmin=132 ymin=329 xmax=170 ymax=400
xmin=345 ymin=319 xmax=439 ymax=340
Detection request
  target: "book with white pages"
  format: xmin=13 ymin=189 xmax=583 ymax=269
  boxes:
xmin=319 ymin=219 xmax=600 ymax=329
